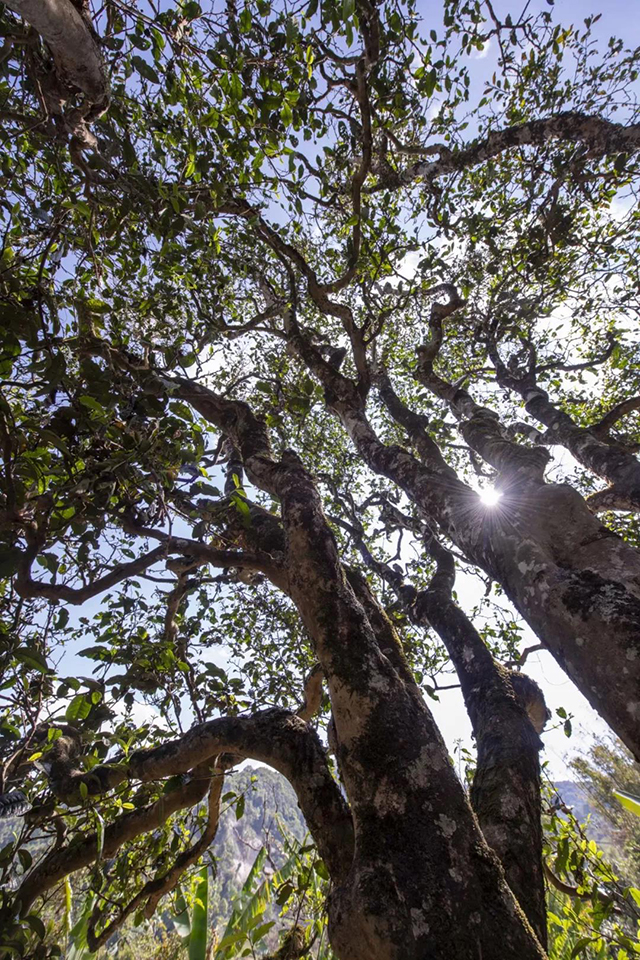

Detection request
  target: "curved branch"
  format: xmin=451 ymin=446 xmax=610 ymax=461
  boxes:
xmin=536 ymin=333 xmax=616 ymax=376
xmin=51 ymin=709 xmax=354 ymax=883
xmin=490 ymin=334 xmax=640 ymax=511
xmin=543 ymin=861 xmax=613 ymax=906
xmin=87 ymin=769 xmax=224 ymax=952
xmin=379 ymin=111 xmax=640 ymax=190
xmin=592 ymin=396 xmax=640 ymax=438
xmin=17 ymin=762 xmax=212 ymax=915
xmin=16 ymin=544 xmax=167 ymax=604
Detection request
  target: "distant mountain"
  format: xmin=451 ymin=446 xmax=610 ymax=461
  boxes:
xmin=209 ymin=765 xmax=306 ymax=924
xmin=552 ymin=780 xmax=622 ymax=849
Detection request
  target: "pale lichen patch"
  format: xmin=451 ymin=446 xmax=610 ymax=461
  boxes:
xmin=437 ymin=814 xmax=457 ymax=838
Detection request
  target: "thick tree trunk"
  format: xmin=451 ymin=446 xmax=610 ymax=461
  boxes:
xmin=524 ymin=387 xmax=640 ymax=512
xmin=416 ymin=542 xmax=548 ymax=946
xmin=494 ymin=369 xmax=640 ymax=513
xmin=263 ymin=457 xmax=546 ymax=960
xmin=191 ymin=196 xmax=640 ymax=759
xmin=477 ymin=480 xmax=640 ymax=757
xmin=331 ymin=386 xmax=640 ymax=762
xmin=98 ymin=356 xmax=547 ymax=958
xmin=1 ymin=0 xmax=108 ymax=109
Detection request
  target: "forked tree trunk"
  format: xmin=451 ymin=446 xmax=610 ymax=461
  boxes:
xmin=81 ymin=357 xmax=550 ymax=959
xmin=256 ymin=456 xmax=546 ymax=960
xmin=330 ymin=390 xmax=640 ymax=762
xmin=158 ymin=385 xmax=549 ymax=959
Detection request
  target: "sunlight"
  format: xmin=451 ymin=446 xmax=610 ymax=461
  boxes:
xmin=478 ymin=487 xmax=502 ymax=507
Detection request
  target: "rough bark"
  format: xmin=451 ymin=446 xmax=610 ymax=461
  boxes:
xmin=343 ymin=512 xmax=548 ymax=943
xmin=16 ymin=710 xmax=353 ymax=915
xmin=167 ymin=324 xmax=640 ymax=762
xmin=149 ymin=374 xmax=547 ymax=959
xmin=416 ymin=541 xmax=547 ymax=946
xmin=253 ymin=456 xmax=545 ymax=959
xmin=1 ymin=0 xmax=108 ymax=110
xmin=377 ymin=111 xmax=640 ymax=190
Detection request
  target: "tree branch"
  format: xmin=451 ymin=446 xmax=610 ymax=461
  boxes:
xmin=377 ymin=111 xmax=640 ymax=190
xmin=87 ymin=768 xmax=224 ymax=951
xmin=17 ymin=762 xmax=212 ymax=915
xmin=48 ymin=709 xmax=353 ymax=883
xmin=592 ymin=396 xmax=640 ymax=438
xmin=15 ymin=544 xmax=168 ymax=604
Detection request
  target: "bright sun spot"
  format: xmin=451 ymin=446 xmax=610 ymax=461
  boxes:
xmin=479 ymin=487 xmax=502 ymax=507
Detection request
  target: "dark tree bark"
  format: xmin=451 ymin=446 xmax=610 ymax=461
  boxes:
xmin=417 ymin=541 xmax=547 ymax=947
xmin=198 ymin=409 xmax=547 ymax=959
xmin=12 ymin=369 xmax=548 ymax=960
xmin=332 ymin=508 xmax=548 ymax=944
xmin=6 ymin=5 xmax=640 ymax=958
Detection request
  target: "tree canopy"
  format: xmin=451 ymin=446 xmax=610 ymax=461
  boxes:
xmin=1 ymin=0 xmax=640 ymax=956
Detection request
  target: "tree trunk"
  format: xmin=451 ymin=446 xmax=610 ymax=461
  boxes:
xmin=1 ymin=0 xmax=108 ymax=108
xmin=264 ymin=456 xmax=546 ymax=960
xmin=416 ymin=543 xmax=548 ymax=947
xmin=331 ymin=390 xmax=640 ymax=762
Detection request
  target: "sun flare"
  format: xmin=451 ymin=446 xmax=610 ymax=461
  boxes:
xmin=479 ymin=487 xmax=502 ymax=507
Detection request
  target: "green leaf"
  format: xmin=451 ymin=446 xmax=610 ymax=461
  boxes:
xmin=627 ymin=886 xmax=640 ymax=907
xmin=25 ymin=914 xmax=46 ymax=940
xmin=281 ymin=101 xmax=293 ymax=125
xmin=230 ymin=74 xmax=243 ymax=101
xmin=174 ymin=886 xmax=191 ymax=938
xmin=216 ymin=930 xmax=248 ymax=950
xmin=570 ymin=937 xmax=595 ymax=957
xmin=18 ymin=847 xmax=32 ymax=871
xmin=67 ymin=891 xmax=95 ymax=960
xmin=424 ymin=68 xmax=437 ymax=97
xmin=189 ymin=865 xmax=209 ymax=960
xmin=251 ymin=920 xmax=275 ymax=942
xmin=65 ymin=694 xmax=92 ymax=722
xmin=78 ymin=395 xmax=105 ymax=413
xmin=14 ymin=647 xmax=49 ymax=674
xmin=342 ymin=0 xmax=355 ymax=19
xmin=132 ymin=55 xmax=160 ymax=84
xmin=64 ymin=878 xmax=72 ymax=935
xmin=613 ymin=789 xmax=640 ymax=817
